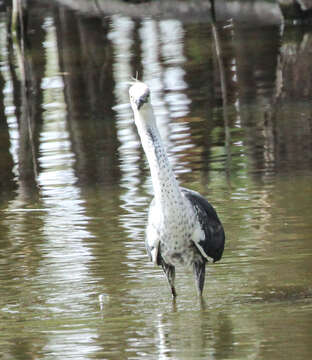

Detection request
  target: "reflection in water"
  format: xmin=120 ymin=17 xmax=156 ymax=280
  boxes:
xmin=39 ymin=20 xmax=92 ymax=314
xmin=0 ymin=1 xmax=312 ymax=359
xmin=109 ymin=15 xmax=147 ymax=252
xmin=0 ymin=21 xmax=18 ymax=196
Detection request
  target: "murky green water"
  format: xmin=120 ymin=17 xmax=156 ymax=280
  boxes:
xmin=0 ymin=1 xmax=311 ymax=359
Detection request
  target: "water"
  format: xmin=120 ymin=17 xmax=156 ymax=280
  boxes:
xmin=0 ymin=1 xmax=312 ymax=359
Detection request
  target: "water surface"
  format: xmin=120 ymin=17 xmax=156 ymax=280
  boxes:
xmin=0 ymin=1 xmax=311 ymax=359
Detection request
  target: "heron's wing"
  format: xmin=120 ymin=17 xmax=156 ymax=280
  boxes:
xmin=145 ymin=197 xmax=161 ymax=265
xmin=182 ymin=188 xmax=225 ymax=262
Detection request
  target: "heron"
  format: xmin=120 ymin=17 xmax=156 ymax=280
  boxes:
xmin=129 ymin=81 xmax=225 ymax=298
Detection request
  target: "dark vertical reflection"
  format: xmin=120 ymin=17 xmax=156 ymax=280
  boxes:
xmin=55 ymin=8 xmax=119 ymax=188
xmin=210 ymin=6 xmax=234 ymax=186
xmin=233 ymin=24 xmax=281 ymax=177
xmin=0 ymin=69 xmax=16 ymax=195
xmin=233 ymin=23 xmax=312 ymax=176
xmin=234 ymin=26 xmax=279 ymax=104
xmin=183 ymin=21 xmax=236 ymax=185
xmin=265 ymin=25 xmax=312 ymax=173
xmin=7 ymin=1 xmax=46 ymax=202
xmin=183 ymin=23 xmax=217 ymax=183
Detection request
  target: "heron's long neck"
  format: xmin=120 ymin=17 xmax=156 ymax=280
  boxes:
xmin=135 ymin=107 xmax=182 ymax=209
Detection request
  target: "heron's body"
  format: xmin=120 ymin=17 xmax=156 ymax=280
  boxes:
xmin=129 ymin=81 xmax=225 ymax=297
xmin=147 ymin=188 xmax=203 ymax=267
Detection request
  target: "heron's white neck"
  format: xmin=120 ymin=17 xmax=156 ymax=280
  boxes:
xmin=134 ymin=105 xmax=182 ymax=210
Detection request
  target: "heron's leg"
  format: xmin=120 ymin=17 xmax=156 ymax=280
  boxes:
xmin=193 ymin=261 xmax=206 ymax=297
xmin=161 ymin=260 xmax=177 ymax=298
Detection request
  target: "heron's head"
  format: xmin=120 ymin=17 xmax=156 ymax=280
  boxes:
xmin=129 ymin=81 xmax=151 ymax=112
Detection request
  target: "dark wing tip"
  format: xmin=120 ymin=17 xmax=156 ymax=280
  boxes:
xmin=182 ymin=188 xmax=225 ymax=262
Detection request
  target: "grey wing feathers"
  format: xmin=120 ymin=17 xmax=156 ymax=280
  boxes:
xmin=182 ymin=188 xmax=225 ymax=262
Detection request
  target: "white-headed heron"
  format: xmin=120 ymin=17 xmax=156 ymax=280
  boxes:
xmin=129 ymin=81 xmax=225 ymax=298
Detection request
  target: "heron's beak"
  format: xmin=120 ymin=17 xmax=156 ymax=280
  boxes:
xmin=135 ymin=92 xmax=149 ymax=110
xmin=135 ymin=97 xmax=145 ymax=110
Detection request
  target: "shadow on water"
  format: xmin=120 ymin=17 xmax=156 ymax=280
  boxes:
xmin=0 ymin=0 xmax=312 ymax=359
